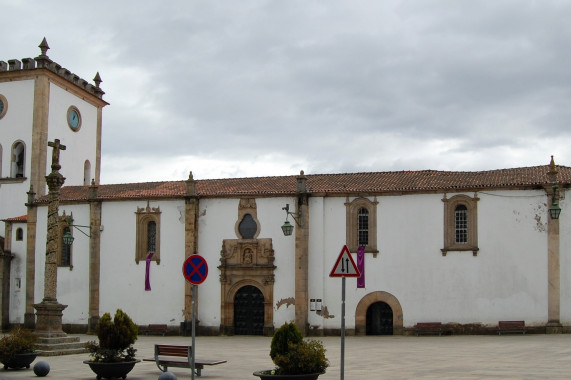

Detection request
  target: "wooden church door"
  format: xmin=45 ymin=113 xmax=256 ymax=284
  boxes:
xmin=234 ymin=285 xmax=264 ymax=335
xmin=366 ymin=301 xmax=393 ymax=335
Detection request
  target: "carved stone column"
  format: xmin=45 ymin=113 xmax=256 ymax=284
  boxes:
xmin=34 ymin=139 xmax=68 ymax=338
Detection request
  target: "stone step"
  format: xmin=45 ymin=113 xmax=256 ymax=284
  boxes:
xmin=36 ymin=336 xmax=89 ymax=356
xmin=39 ymin=346 xmax=89 ymax=357
xmin=37 ymin=336 xmax=81 ymax=345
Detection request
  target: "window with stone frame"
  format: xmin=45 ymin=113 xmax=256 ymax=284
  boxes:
xmin=135 ymin=203 xmax=161 ymax=264
xmin=15 ymin=228 xmax=23 ymax=241
xmin=345 ymin=197 xmax=379 ymax=257
xmin=442 ymin=194 xmax=479 ymax=256
xmin=58 ymin=217 xmax=72 ymax=269
xmin=11 ymin=141 xmax=25 ymax=178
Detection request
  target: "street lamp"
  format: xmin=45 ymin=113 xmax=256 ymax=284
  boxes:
xmin=281 ymin=203 xmax=303 ymax=236
xmin=549 ymin=184 xmax=562 ymax=220
xmin=62 ymin=217 xmax=91 ymax=246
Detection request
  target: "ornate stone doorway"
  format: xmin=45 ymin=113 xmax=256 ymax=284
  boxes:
xmin=218 ymin=199 xmax=276 ymax=336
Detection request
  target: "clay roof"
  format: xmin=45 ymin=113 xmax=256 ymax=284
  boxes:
xmin=2 ymin=215 xmax=27 ymax=223
xmin=33 ymin=165 xmax=571 ymax=204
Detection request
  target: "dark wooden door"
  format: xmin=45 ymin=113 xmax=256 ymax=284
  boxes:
xmin=234 ymin=285 xmax=264 ymax=335
xmin=366 ymin=301 xmax=393 ymax=335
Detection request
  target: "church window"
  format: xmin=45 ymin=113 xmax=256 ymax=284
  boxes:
xmin=15 ymin=228 xmax=23 ymax=241
xmin=238 ymin=214 xmax=257 ymax=239
xmin=60 ymin=226 xmax=72 ymax=267
xmin=147 ymin=221 xmax=156 ymax=252
xmin=442 ymin=194 xmax=479 ymax=256
xmin=11 ymin=141 xmax=25 ymax=178
xmin=135 ymin=203 xmax=161 ymax=264
xmin=358 ymin=208 xmax=369 ymax=246
xmin=346 ymin=197 xmax=379 ymax=257
xmin=454 ymin=205 xmax=468 ymax=244
xmin=0 ymin=94 xmax=7 ymax=119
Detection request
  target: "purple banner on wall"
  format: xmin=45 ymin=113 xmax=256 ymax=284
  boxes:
xmin=357 ymin=246 xmax=365 ymax=288
xmin=145 ymin=251 xmax=155 ymax=291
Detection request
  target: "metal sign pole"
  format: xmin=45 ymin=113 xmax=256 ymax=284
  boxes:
xmin=191 ymin=284 xmax=197 ymax=380
xmin=341 ymin=276 xmax=346 ymax=380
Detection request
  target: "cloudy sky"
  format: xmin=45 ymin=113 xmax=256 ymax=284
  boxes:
xmin=2 ymin=1 xmax=570 ymax=184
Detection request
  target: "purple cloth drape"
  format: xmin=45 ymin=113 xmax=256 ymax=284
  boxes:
xmin=357 ymin=245 xmax=365 ymax=288
xmin=145 ymin=251 xmax=155 ymax=291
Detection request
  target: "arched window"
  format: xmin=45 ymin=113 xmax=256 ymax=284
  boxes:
xmin=454 ymin=205 xmax=468 ymax=244
xmin=346 ymin=197 xmax=379 ymax=256
xmin=442 ymin=194 xmax=479 ymax=256
xmin=60 ymin=226 xmax=72 ymax=266
xmin=358 ymin=208 xmax=369 ymax=246
xmin=84 ymin=160 xmax=91 ymax=186
xmin=15 ymin=228 xmax=23 ymax=241
xmin=11 ymin=141 xmax=25 ymax=178
xmin=135 ymin=202 xmax=161 ymax=264
xmin=147 ymin=221 xmax=156 ymax=253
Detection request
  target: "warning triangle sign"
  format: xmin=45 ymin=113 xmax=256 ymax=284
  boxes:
xmin=330 ymin=245 xmax=361 ymax=277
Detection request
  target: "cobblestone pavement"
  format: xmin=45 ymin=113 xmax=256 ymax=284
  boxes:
xmin=0 ymin=334 xmax=570 ymax=379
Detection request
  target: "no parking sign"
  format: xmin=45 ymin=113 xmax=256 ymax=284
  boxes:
xmin=182 ymin=254 xmax=208 ymax=285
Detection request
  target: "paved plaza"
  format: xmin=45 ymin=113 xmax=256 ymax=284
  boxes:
xmin=0 ymin=334 xmax=570 ymax=379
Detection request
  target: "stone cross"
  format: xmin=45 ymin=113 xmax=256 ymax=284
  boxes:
xmin=48 ymin=139 xmax=66 ymax=171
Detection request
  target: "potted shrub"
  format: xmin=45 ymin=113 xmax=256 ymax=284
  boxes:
xmin=0 ymin=326 xmax=38 ymax=370
xmin=253 ymin=322 xmax=329 ymax=380
xmin=83 ymin=309 xmax=139 ymax=380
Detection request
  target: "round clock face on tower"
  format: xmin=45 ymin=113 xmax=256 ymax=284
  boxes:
xmin=67 ymin=106 xmax=81 ymax=131
xmin=0 ymin=94 xmax=7 ymax=119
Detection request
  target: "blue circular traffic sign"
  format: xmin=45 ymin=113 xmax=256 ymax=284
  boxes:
xmin=183 ymin=255 xmax=208 ymax=285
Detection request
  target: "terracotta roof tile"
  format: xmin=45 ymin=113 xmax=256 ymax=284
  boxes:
xmin=2 ymin=215 xmax=27 ymax=222
xmin=35 ymin=165 xmax=571 ymax=203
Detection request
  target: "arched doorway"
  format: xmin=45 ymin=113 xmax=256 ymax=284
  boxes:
xmin=366 ymin=302 xmax=393 ymax=335
xmin=234 ymin=285 xmax=264 ymax=335
xmin=355 ymin=291 xmax=403 ymax=335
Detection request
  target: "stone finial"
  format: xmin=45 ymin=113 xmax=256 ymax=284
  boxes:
xmin=297 ymin=170 xmax=307 ymax=193
xmin=89 ymin=179 xmax=98 ymax=200
xmin=39 ymin=37 xmax=50 ymax=57
xmin=548 ymin=155 xmax=558 ymax=184
xmin=186 ymin=171 xmax=197 ymax=196
xmin=26 ymin=185 xmax=36 ymax=207
xmin=35 ymin=38 xmax=52 ymax=68
xmin=93 ymin=72 xmax=102 ymax=88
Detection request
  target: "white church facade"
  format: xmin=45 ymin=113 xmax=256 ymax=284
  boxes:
xmin=1 ymin=41 xmax=570 ymax=336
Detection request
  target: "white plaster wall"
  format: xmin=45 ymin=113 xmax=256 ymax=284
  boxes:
xmin=47 ymin=84 xmax=98 ymax=187
xmin=99 ymin=199 xmax=186 ymax=326
xmin=8 ymin=223 xmax=27 ymax=324
xmin=557 ymin=191 xmax=571 ymax=323
xmin=256 ymin=197 xmax=296 ymax=326
xmin=314 ymin=191 xmax=550 ymax=330
xmin=0 ymin=80 xmax=34 ymax=224
xmin=35 ymin=204 xmax=91 ymax=324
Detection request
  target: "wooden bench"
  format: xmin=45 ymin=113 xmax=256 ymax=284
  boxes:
xmin=143 ymin=344 xmax=226 ymax=377
xmin=498 ymin=320 xmax=525 ymax=335
xmin=144 ymin=324 xmax=168 ymax=336
xmin=414 ymin=322 xmax=444 ymax=336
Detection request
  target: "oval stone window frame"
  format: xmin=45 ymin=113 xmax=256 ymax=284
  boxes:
xmin=0 ymin=94 xmax=8 ymax=119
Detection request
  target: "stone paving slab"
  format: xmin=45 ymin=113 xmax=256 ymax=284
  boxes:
xmin=0 ymin=334 xmax=570 ymax=379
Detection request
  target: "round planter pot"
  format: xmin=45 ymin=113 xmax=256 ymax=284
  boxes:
xmin=253 ymin=370 xmax=321 ymax=380
xmin=1 ymin=352 xmax=38 ymax=370
xmin=83 ymin=359 xmax=139 ymax=380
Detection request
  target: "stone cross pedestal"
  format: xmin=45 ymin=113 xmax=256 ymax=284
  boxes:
xmin=34 ymin=139 xmax=68 ymax=338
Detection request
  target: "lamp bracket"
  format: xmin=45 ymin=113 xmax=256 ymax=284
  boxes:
xmin=283 ymin=204 xmax=304 ymax=227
